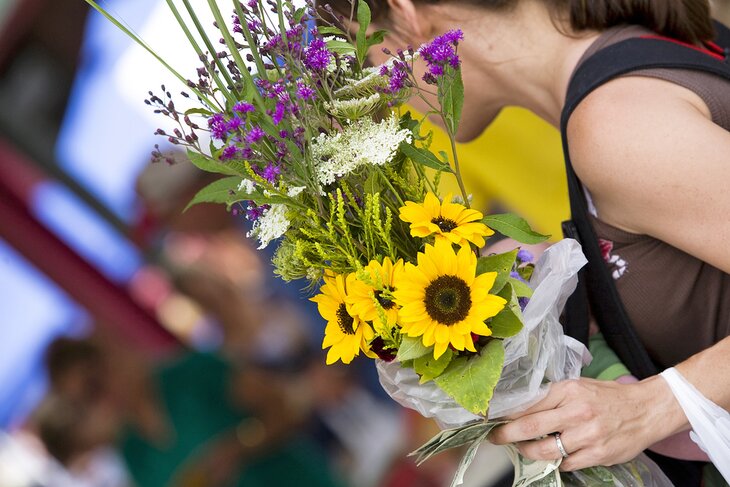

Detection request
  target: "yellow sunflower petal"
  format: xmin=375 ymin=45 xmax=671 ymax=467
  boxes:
xmin=454 ymin=208 xmax=484 ymax=224
xmin=423 ymin=192 xmax=441 ymax=216
xmin=399 ymin=201 xmax=432 ymax=223
xmin=435 ymin=324 xmax=450 ymax=344
xmin=450 ymin=331 xmax=466 ymax=350
xmin=433 ymin=340 xmax=449 ymax=359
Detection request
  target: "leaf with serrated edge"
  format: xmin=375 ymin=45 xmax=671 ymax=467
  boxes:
xmin=482 ymin=214 xmax=550 ymax=244
xmin=397 ymin=335 xmax=432 ymax=361
xmin=434 ymin=340 xmax=504 ymax=415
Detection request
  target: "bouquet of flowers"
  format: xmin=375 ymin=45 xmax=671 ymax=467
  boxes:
xmin=85 ymin=0 xmax=675 ymax=484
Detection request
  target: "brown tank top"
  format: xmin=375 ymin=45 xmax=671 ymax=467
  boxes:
xmin=574 ymin=25 xmax=730 ymax=368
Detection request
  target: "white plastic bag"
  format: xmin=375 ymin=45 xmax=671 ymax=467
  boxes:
xmin=660 ymin=367 xmax=730 ymax=483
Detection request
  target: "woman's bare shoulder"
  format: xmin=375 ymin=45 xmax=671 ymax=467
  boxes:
xmin=565 ymin=75 xmax=730 ymax=272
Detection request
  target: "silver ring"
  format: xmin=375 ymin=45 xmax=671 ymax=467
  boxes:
xmin=554 ymin=433 xmax=569 ymax=458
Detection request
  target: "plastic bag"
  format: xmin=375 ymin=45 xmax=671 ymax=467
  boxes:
xmin=660 ymin=367 xmax=730 ymax=483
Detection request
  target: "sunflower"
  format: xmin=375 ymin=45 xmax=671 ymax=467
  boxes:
xmin=399 ymin=192 xmax=493 ymax=247
xmin=394 ymin=239 xmax=507 ymax=359
xmin=311 ymin=272 xmax=376 ymax=365
xmin=347 ymin=257 xmax=404 ymax=332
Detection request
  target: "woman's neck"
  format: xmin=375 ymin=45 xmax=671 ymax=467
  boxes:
xmin=436 ymin=1 xmax=601 ymax=127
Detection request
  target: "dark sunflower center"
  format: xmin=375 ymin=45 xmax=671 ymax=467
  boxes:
xmin=336 ymin=303 xmax=355 ymax=335
xmin=424 ymin=275 xmax=472 ymax=325
xmin=375 ymin=287 xmax=396 ymax=310
xmin=431 ymin=216 xmax=458 ymax=233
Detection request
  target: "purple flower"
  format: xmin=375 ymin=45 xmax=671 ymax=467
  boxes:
xmin=246 ymin=202 xmax=269 ymax=221
xmin=272 ymin=102 xmax=287 ymax=125
xmin=207 ymin=113 xmax=228 ymax=140
xmin=279 ymin=130 xmax=289 ymax=138
xmin=246 ymin=126 xmax=265 ymax=144
xmin=247 ymin=20 xmax=261 ymax=33
xmin=220 ymin=145 xmax=239 ymax=160
xmin=386 ymin=60 xmax=409 ymax=93
xmin=233 ymin=101 xmax=255 ymax=114
xmin=240 ymin=147 xmax=254 ymax=159
xmin=418 ymin=29 xmax=464 ymax=84
xmin=226 ymin=117 xmax=244 ymax=132
xmin=303 ymin=36 xmax=331 ymax=71
xmin=517 ymin=249 xmax=534 ymax=264
xmin=262 ymin=163 xmax=281 ymax=183
xmin=296 ymin=81 xmax=316 ymax=101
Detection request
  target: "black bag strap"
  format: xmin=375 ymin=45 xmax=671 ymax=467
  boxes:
xmin=561 ymin=23 xmax=730 ymax=380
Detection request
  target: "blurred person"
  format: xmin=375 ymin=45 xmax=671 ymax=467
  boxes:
xmin=118 ymin=295 xmax=344 ymax=487
xmin=0 ymin=392 xmax=130 ymax=487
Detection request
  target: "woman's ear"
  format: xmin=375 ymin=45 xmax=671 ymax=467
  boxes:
xmin=385 ymin=0 xmax=431 ymax=43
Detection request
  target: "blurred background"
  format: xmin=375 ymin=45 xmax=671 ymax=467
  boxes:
xmin=0 ymin=1 xmax=727 ymax=486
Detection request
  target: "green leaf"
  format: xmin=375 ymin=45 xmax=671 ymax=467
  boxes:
xmin=441 ymin=69 xmax=464 ymax=134
xmin=184 ymin=176 xmax=240 ymax=211
xmin=367 ymin=29 xmax=387 ymax=47
xmin=434 ymin=340 xmax=505 ymax=415
xmin=476 ymin=250 xmax=517 ymax=295
xmin=187 ymin=149 xmax=245 ymax=176
xmin=481 ymin=214 xmax=550 ymax=244
xmin=517 ymin=263 xmax=534 ymax=282
xmin=489 ymin=306 xmax=523 ymax=339
xmin=414 ymin=349 xmax=453 ymax=384
xmin=326 ymin=39 xmax=357 ymax=55
xmin=489 ymin=282 xmax=524 ymax=338
xmin=400 ymin=143 xmax=454 ymax=173
xmin=318 ymin=26 xmax=347 ymax=37
xmin=293 ymin=6 xmax=306 ymax=23
xmin=397 ymin=335 xmax=432 ymax=361
xmin=184 ymin=107 xmax=214 ymax=117
xmin=364 ymin=171 xmax=381 ymax=195
xmin=399 ymin=111 xmax=419 ymax=133
xmin=356 ymin=0 xmax=371 ymax=65
xmin=508 ymin=277 xmax=533 ymax=298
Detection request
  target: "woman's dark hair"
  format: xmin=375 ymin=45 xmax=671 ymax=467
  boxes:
xmin=323 ymin=0 xmax=714 ymax=44
xmin=552 ymin=0 xmax=714 ymax=44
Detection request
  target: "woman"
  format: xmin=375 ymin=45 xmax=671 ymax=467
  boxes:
xmin=340 ymin=0 xmax=730 ymax=477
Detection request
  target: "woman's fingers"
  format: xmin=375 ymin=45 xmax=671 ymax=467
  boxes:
xmin=516 ymin=433 xmax=572 ymax=461
xmin=490 ymin=408 xmax=568 ymax=445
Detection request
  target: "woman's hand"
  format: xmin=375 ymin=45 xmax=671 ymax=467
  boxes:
xmin=489 ymin=376 xmax=687 ymax=471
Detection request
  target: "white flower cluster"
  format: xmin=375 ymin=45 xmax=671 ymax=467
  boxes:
xmin=238 ymin=178 xmax=256 ymax=193
xmin=324 ymin=93 xmax=382 ymax=119
xmin=247 ymin=186 xmax=304 ymax=249
xmin=312 ymin=114 xmax=413 ymax=186
xmin=250 ymin=204 xmax=290 ymax=249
